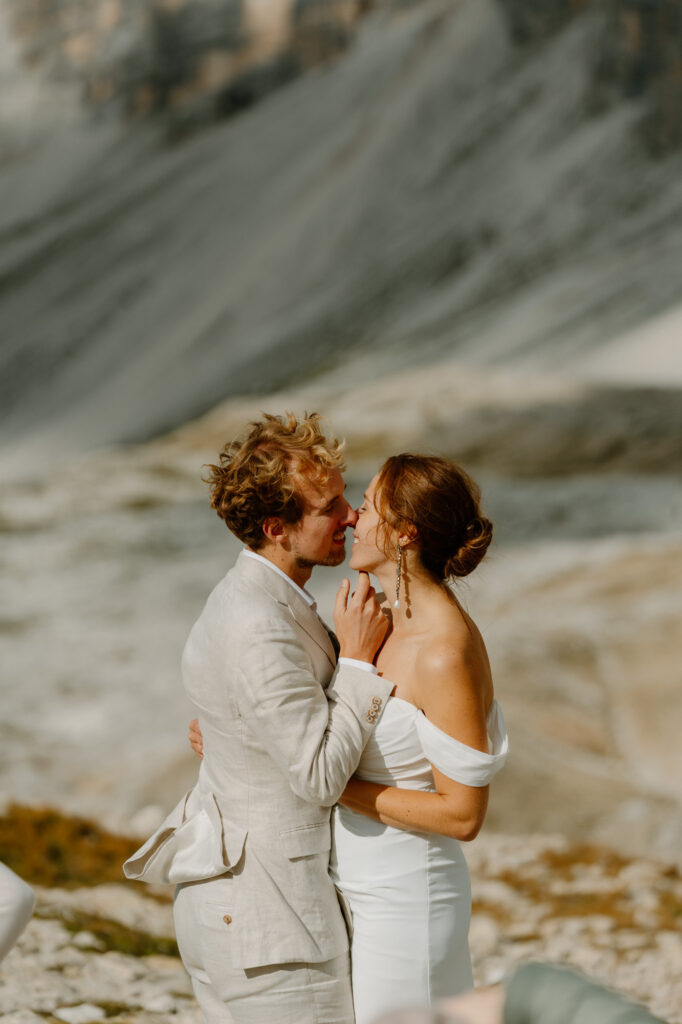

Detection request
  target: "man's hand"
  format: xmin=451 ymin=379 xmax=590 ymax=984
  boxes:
xmin=333 ymin=572 xmax=389 ymax=664
xmin=188 ymin=718 xmax=203 ymax=759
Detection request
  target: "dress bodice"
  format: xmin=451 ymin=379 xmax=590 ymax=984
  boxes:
xmin=355 ymin=695 xmax=508 ymax=790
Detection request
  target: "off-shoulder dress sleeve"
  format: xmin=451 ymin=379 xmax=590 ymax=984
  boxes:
xmin=415 ymin=699 xmax=508 ymax=787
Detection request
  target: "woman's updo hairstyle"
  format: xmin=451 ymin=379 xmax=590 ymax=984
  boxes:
xmin=375 ymin=454 xmax=492 ymax=580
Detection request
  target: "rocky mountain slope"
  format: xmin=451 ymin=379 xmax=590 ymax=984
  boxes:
xmin=0 ymin=0 xmax=360 ymax=138
xmin=1 ymin=0 xmax=681 ymax=462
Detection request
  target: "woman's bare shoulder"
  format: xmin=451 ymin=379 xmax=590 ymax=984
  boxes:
xmin=416 ymin=625 xmax=481 ymax=676
xmin=415 ymin=628 xmax=492 ymax=724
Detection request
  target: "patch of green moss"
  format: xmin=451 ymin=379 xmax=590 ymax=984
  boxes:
xmin=96 ymin=1001 xmax=142 ymax=1017
xmin=0 ymin=803 xmax=147 ymax=890
xmin=657 ymin=891 xmax=682 ymax=931
xmin=496 ymin=865 xmax=638 ymax=927
xmin=539 ymin=842 xmax=631 ymax=878
xmin=37 ymin=906 xmax=179 ymax=958
xmin=472 ymin=898 xmax=515 ymax=926
xmin=543 ymin=891 xmax=638 ymax=929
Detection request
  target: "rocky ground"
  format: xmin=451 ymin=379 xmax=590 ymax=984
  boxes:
xmin=1 ymin=819 xmax=680 ymax=1023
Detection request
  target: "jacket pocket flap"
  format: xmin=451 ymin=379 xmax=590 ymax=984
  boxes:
xmin=198 ymin=894 xmax=234 ymax=929
xmin=279 ymin=821 xmax=330 ymax=859
xmin=123 ymin=788 xmax=246 ymax=885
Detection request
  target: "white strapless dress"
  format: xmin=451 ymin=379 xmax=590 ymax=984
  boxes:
xmin=330 ymin=696 xmax=508 ymax=1024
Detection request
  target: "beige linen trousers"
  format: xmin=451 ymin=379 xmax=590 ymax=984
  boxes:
xmin=125 ymin=552 xmax=392 ymax=1023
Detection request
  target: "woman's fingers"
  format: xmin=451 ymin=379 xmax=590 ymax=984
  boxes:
xmin=353 ymin=571 xmax=370 ymax=602
xmin=352 ymin=571 xmax=378 ymax=606
xmin=334 ymin=572 xmax=388 ymax=662
xmin=334 ymin=578 xmax=351 ymax=624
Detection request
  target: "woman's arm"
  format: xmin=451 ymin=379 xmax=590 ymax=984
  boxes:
xmin=338 ymin=640 xmax=491 ymax=841
xmin=338 ymin=775 xmax=488 ymax=841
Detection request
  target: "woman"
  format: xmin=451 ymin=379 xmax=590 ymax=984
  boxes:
xmin=330 ymin=453 xmax=507 ymax=1024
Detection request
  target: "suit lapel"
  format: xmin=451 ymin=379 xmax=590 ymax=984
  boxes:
xmin=319 ymin=619 xmax=340 ymax=660
xmin=286 ymin=601 xmax=337 ymax=669
xmin=234 ymin=552 xmax=337 ymax=669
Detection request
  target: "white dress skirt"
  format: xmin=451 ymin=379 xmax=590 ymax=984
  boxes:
xmin=330 ymin=696 xmax=508 ymax=1024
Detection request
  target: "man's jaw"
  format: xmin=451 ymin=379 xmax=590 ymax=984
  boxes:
xmin=322 ymin=544 xmax=347 ymax=567
xmin=323 ymin=532 xmax=348 ymax=567
xmin=295 ymin=545 xmax=347 ymax=570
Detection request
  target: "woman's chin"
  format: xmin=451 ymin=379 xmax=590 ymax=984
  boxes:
xmin=348 ymin=552 xmax=366 ymax=571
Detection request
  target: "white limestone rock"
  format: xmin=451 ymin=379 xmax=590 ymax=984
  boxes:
xmin=0 ymin=1013 xmax=48 ymax=1024
xmin=53 ymin=1006 xmax=106 ymax=1024
xmin=469 ymin=913 xmax=501 ymax=958
xmin=72 ymin=931 xmax=105 ymax=951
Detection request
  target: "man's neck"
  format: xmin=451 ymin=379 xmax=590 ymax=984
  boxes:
xmin=247 ymin=545 xmax=313 ymax=589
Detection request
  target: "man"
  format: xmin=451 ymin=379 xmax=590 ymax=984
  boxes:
xmin=125 ymin=412 xmax=392 ymax=1023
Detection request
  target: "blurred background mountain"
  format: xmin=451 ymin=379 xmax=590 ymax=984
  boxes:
xmin=1 ymin=0 xmax=681 ymax=455
xmin=0 ymin=0 xmax=681 ymax=866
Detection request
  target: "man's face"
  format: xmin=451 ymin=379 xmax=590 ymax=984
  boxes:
xmin=288 ymin=467 xmax=357 ymax=569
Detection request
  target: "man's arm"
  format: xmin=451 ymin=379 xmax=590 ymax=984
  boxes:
xmin=190 ymin=573 xmax=391 ymax=802
xmin=234 ymin=616 xmax=391 ymax=806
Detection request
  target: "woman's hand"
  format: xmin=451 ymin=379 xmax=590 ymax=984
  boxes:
xmin=334 ymin=572 xmax=389 ymax=663
xmin=188 ymin=718 xmax=203 ymax=758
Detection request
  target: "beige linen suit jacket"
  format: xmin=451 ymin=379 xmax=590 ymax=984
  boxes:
xmin=125 ymin=551 xmax=392 ymax=970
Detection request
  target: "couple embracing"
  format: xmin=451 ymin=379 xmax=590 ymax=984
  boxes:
xmin=124 ymin=412 xmax=508 ymax=1024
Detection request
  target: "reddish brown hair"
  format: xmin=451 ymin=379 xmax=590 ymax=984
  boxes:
xmin=204 ymin=412 xmax=345 ymax=548
xmin=375 ymin=454 xmax=492 ymax=580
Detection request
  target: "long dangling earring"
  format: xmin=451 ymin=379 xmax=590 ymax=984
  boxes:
xmin=394 ymin=545 xmax=403 ymax=609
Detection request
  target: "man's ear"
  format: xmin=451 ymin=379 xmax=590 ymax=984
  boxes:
xmin=262 ymin=517 xmax=287 ymax=545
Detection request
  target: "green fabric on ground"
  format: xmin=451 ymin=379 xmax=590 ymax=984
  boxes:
xmin=504 ymin=963 xmax=667 ymax=1024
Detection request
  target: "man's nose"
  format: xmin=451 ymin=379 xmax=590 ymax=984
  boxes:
xmin=342 ymin=501 xmax=358 ymax=527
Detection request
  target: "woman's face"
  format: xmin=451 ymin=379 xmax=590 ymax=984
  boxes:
xmin=349 ymin=474 xmax=393 ymax=573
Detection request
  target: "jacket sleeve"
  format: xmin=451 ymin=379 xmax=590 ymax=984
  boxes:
xmin=233 ymin=619 xmax=392 ymax=806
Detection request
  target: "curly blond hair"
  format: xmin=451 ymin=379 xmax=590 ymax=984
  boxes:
xmin=205 ymin=412 xmax=345 ymax=548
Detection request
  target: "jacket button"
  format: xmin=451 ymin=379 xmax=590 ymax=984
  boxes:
xmin=223 ymin=914 xmax=232 ymax=925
